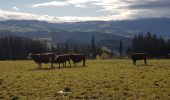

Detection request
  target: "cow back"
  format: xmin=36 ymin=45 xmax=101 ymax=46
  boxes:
xmin=69 ymin=54 xmax=86 ymax=62
xmin=54 ymin=54 xmax=70 ymax=63
xmin=130 ymin=53 xmax=147 ymax=60
xmin=31 ymin=53 xmax=55 ymax=63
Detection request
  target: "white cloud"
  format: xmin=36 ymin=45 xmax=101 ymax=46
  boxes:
xmin=12 ymin=7 xmax=19 ymax=11
xmin=32 ymin=1 xmax=68 ymax=8
xmin=1 ymin=0 xmax=170 ymax=22
xmin=0 ymin=9 xmax=133 ymax=22
xmin=74 ymin=4 xmax=87 ymax=8
xmin=66 ymin=0 xmax=97 ymax=4
xmin=30 ymin=0 xmax=122 ymax=11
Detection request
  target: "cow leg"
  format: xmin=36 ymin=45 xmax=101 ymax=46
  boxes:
xmin=68 ymin=60 xmax=71 ymax=67
xmin=144 ymin=58 xmax=147 ymax=65
xmin=83 ymin=58 xmax=85 ymax=66
xmin=64 ymin=62 xmax=66 ymax=67
xmin=133 ymin=60 xmax=136 ymax=65
xmin=59 ymin=63 xmax=60 ymax=68
xmin=51 ymin=62 xmax=54 ymax=69
xmin=61 ymin=62 xmax=64 ymax=67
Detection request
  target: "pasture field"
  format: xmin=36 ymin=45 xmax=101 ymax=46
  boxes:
xmin=0 ymin=59 xmax=170 ymax=100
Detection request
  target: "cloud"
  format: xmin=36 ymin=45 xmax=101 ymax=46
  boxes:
xmin=30 ymin=0 xmax=170 ymax=14
xmin=31 ymin=0 xmax=90 ymax=8
xmin=29 ymin=0 xmax=135 ymax=14
xmin=31 ymin=1 xmax=68 ymax=8
xmin=1 ymin=0 xmax=170 ymax=22
xmin=128 ymin=0 xmax=170 ymax=9
xmin=0 ymin=9 xmax=60 ymax=22
xmin=0 ymin=9 xmax=133 ymax=22
xmin=12 ymin=7 xmax=19 ymax=11
xmin=30 ymin=0 xmax=121 ymax=10
xmin=74 ymin=4 xmax=87 ymax=8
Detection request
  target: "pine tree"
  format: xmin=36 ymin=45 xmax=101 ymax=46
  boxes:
xmin=126 ymin=46 xmax=131 ymax=56
xmin=90 ymin=35 xmax=96 ymax=59
xmin=132 ymin=35 xmax=137 ymax=52
xmin=65 ymin=43 xmax=69 ymax=53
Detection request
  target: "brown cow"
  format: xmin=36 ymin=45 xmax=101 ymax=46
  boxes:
xmin=28 ymin=53 xmax=55 ymax=68
xmin=130 ymin=52 xmax=147 ymax=65
xmin=69 ymin=54 xmax=86 ymax=66
xmin=53 ymin=54 xmax=71 ymax=68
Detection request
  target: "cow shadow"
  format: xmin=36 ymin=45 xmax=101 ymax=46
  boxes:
xmin=134 ymin=64 xmax=154 ymax=66
xmin=58 ymin=65 xmax=88 ymax=69
xmin=29 ymin=65 xmax=88 ymax=71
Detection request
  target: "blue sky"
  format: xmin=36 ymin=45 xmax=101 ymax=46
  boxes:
xmin=0 ymin=0 xmax=170 ymax=22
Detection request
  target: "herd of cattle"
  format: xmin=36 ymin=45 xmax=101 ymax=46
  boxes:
xmin=27 ymin=53 xmax=86 ymax=68
xmin=28 ymin=52 xmax=170 ymax=68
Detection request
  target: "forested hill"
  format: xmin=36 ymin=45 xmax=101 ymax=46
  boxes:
xmin=0 ymin=18 xmax=170 ymax=38
xmin=0 ymin=18 xmax=170 ymax=51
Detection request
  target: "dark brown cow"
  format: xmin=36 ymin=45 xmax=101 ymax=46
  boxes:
xmin=69 ymin=54 xmax=86 ymax=66
xmin=166 ymin=53 xmax=170 ymax=58
xmin=130 ymin=53 xmax=147 ymax=65
xmin=28 ymin=53 xmax=55 ymax=68
xmin=53 ymin=54 xmax=71 ymax=68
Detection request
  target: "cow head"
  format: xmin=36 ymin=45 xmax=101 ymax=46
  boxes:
xmin=27 ymin=53 xmax=32 ymax=59
xmin=54 ymin=54 xmax=58 ymax=60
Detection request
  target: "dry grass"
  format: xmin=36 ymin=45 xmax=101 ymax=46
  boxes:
xmin=0 ymin=59 xmax=170 ymax=99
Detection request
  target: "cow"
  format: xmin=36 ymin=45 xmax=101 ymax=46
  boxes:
xmin=166 ymin=53 xmax=170 ymax=58
xmin=69 ymin=54 xmax=86 ymax=66
xmin=27 ymin=53 xmax=55 ymax=69
xmin=53 ymin=54 xmax=71 ymax=68
xmin=130 ymin=52 xmax=147 ymax=65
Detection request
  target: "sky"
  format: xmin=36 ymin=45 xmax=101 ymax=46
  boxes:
xmin=0 ymin=0 xmax=170 ymax=22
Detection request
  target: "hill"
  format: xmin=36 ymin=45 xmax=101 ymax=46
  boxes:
xmin=1 ymin=18 xmax=170 ymax=51
xmin=1 ymin=18 xmax=170 ymax=37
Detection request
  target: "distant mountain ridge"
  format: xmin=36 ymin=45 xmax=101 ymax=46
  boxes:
xmin=0 ymin=18 xmax=170 ymax=38
xmin=0 ymin=18 xmax=170 ymax=52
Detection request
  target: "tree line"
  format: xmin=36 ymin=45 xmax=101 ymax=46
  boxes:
xmin=0 ymin=36 xmax=47 ymax=60
xmin=0 ymin=32 xmax=169 ymax=60
xmin=0 ymin=35 xmax=103 ymax=60
xmin=50 ymin=35 xmax=103 ymax=59
xmin=130 ymin=32 xmax=170 ymax=57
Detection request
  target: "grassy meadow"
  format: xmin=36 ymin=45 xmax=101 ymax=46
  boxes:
xmin=0 ymin=59 xmax=170 ymax=100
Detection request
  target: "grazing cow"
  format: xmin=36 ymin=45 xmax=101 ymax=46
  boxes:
xmin=166 ymin=53 xmax=170 ymax=58
xmin=130 ymin=52 xmax=147 ymax=65
xmin=53 ymin=54 xmax=71 ymax=68
xmin=28 ymin=53 xmax=55 ymax=68
xmin=69 ymin=54 xmax=86 ymax=66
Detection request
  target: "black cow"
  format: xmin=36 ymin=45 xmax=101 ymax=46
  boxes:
xmin=130 ymin=53 xmax=147 ymax=65
xmin=53 ymin=54 xmax=71 ymax=68
xmin=28 ymin=53 xmax=55 ymax=68
xmin=69 ymin=54 xmax=86 ymax=66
